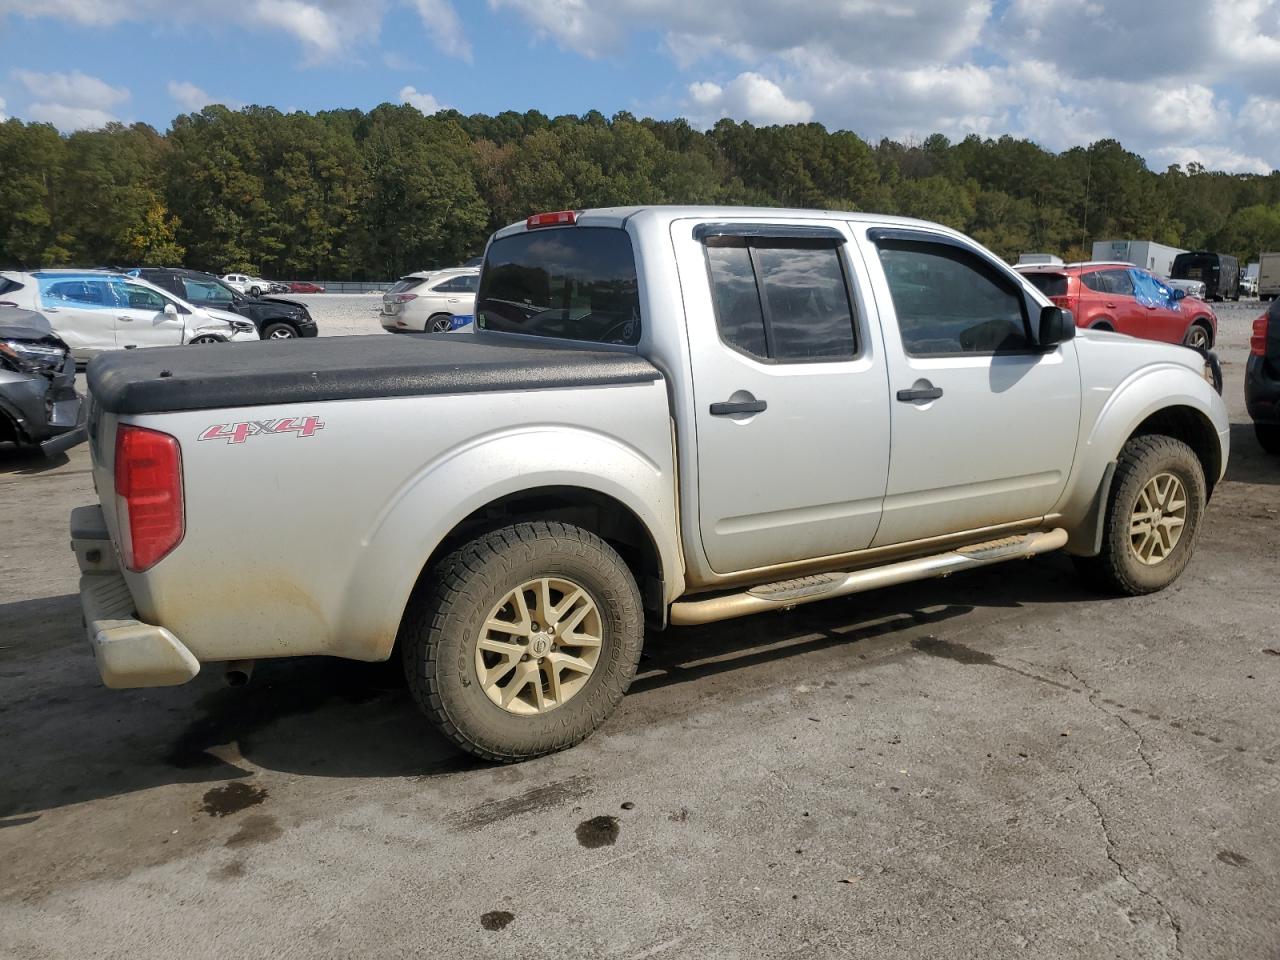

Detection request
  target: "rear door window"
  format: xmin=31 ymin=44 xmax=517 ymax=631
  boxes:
xmin=703 ymin=235 xmax=856 ymax=362
xmin=478 ymin=227 xmax=641 ymax=345
xmin=1102 ymin=269 xmax=1135 ymax=296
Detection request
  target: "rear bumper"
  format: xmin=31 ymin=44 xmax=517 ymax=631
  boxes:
xmin=71 ymin=504 xmax=199 ymax=688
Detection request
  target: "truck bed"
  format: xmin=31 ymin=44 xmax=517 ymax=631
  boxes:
xmin=87 ymin=333 xmax=662 ymax=414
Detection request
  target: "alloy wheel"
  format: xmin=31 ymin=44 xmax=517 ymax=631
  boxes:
xmin=1129 ymin=472 xmax=1188 ymax=565
xmin=474 ymin=577 xmax=602 ymax=716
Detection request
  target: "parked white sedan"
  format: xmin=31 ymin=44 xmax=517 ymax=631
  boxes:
xmin=380 ymin=268 xmax=478 ymax=333
xmin=0 ymin=270 xmax=259 ymax=361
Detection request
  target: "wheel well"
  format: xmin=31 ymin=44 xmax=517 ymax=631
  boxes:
xmin=1090 ymin=319 xmax=1114 ymax=331
xmin=1130 ymin=406 xmax=1221 ymax=498
xmin=1191 ymin=316 xmax=1214 ymax=345
xmin=412 ymin=486 xmax=665 ymax=617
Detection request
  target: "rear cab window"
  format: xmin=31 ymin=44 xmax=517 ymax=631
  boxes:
xmin=477 ymin=227 xmax=641 ymax=345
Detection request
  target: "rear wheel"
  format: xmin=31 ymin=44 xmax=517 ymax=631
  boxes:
xmin=1256 ymin=424 xmax=1280 ymax=455
xmin=401 ymin=521 xmax=644 ymax=762
xmin=1072 ymin=435 xmax=1206 ymax=595
xmin=1183 ymin=322 xmax=1212 ymax=351
xmin=262 ymin=321 xmax=298 ymax=340
xmin=428 ymin=314 xmax=454 ymax=333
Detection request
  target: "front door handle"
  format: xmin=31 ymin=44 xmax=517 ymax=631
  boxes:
xmin=1104 ymin=301 xmax=1117 ymax=308
xmin=710 ymin=399 xmax=767 ymax=416
xmin=897 ymin=385 xmax=943 ymax=403
xmin=117 ymin=315 xmax=133 ymax=322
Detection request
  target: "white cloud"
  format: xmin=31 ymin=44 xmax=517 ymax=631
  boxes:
xmin=26 ymin=103 xmax=116 ymax=130
xmin=399 ymin=85 xmax=444 ymax=113
xmin=12 ymin=69 xmax=128 ymax=129
xmin=409 ymin=0 xmax=471 ymax=61
xmin=167 ymin=80 xmax=210 ymax=111
xmin=688 ymin=73 xmax=813 ymax=126
xmin=250 ymin=0 xmax=347 ymax=55
xmin=13 ymin=68 xmax=127 ymax=109
xmin=0 ymin=96 xmax=6 ymax=121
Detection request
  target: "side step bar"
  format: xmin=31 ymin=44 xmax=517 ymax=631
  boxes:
xmin=669 ymin=528 xmax=1068 ymax=626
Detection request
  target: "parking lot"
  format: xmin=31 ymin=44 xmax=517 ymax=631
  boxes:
xmin=1 ymin=300 xmax=1278 ymax=959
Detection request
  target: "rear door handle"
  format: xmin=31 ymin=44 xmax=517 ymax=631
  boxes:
xmin=710 ymin=399 xmax=767 ymax=416
xmin=1104 ymin=302 xmax=1117 ymax=308
xmin=897 ymin=386 xmax=943 ymax=403
xmin=117 ymin=315 xmax=133 ymax=322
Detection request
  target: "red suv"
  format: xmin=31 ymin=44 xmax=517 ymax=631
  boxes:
xmin=1017 ymin=262 xmax=1217 ymax=350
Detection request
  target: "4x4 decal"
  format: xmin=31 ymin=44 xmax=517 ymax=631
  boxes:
xmin=198 ymin=416 xmax=324 ymax=444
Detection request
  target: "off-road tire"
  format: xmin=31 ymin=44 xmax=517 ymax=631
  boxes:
xmin=401 ymin=521 xmax=644 ymax=762
xmin=1256 ymin=423 xmax=1280 ymax=455
xmin=1072 ymin=435 xmax=1206 ymax=595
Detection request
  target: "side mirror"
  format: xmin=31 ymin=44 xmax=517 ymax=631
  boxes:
xmin=1171 ymin=288 xmax=1186 ymax=301
xmin=163 ymin=303 xmax=178 ymax=317
xmin=1038 ymin=305 xmax=1075 ymax=349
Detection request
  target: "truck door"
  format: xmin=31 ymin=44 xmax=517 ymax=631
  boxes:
xmin=860 ymin=227 xmax=1081 ymax=546
xmin=673 ymin=220 xmax=891 ymax=574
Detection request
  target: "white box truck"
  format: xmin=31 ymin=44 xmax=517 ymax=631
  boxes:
xmin=1259 ymin=252 xmax=1280 ymax=302
xmin=1092 ymin=239 xmax=1185 ymax=278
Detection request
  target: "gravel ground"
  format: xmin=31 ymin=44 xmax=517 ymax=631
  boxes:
xmin=298 ymin=293 xmax=392 ymax=338
xmin=1 ymin=297 xmax=1278 ymax=959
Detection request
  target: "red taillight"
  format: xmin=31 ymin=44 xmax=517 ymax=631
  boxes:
xmin=526 ymin=210 xmax=577 ymax=229
xmin=114 ymin=425 xmax=184 ymax=572
xmin=394 ymin=293 xmax=418 ymax=303
xmin=1251 ymin=313 xmax=1270 ymax=357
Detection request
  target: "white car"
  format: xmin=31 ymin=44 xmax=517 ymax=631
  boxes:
xmin=380 ymin=267 xmax=478 ymax=333
xmin=0 ymin=269 xmax=259 ymax=361
xmin=221 ymin=273 xmax=270 ymax=297
xmin=1162 ymin=276 xmax=1206 ymax=300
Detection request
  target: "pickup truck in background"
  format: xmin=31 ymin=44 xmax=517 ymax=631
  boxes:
xmin=72 ymin=206 xmax=1230 ymax=762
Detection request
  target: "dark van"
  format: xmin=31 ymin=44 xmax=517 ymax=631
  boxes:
xmin=1171 ymin=251 xmax=1240 ymax=302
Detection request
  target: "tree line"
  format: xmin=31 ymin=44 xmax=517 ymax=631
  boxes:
xmin=1 ymin=103 xmax=1278 ymax=279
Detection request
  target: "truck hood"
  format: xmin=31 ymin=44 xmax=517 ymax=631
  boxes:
xmin=1074 ymin=326 xmax=1206 ymax=375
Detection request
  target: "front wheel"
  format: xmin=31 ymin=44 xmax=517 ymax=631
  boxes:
xmin=401 ymin=521 xmax=644 ymax=762
xmin=1072 ymin=435 xmax=1206 ymax=595
xmin=189 ymin=335 xmax=224 ymax=345
xmin=262 ymin=321 xmax=298 ymax=339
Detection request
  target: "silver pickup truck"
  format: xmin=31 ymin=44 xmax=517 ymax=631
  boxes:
xmin=72 ymin=206 xmax=1229 ymax=762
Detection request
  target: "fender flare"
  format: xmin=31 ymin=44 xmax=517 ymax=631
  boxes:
xmin=1058 ymin=363 xmax=1227 ymax=553
xmin=335 ymin=425 xmax=681 ymax=661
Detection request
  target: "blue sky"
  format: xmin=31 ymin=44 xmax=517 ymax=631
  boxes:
xmin=1 ymin=0 xmax=1277 ymax=174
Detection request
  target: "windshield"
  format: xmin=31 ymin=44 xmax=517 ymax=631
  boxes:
xmin=183 ymin=276 xmax=238 ymax=305
xmin=477 ymin=227 xmax=641 ymax=345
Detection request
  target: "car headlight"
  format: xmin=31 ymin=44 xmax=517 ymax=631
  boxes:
xmin=0 ymin=338 xmax=68 ymax=374
xmin=231 ymin=320 xmax=256 ymax=333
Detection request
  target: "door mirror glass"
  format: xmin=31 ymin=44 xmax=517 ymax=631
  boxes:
xmin=163 ymin=303 xmax=178 ymax=317
xmin=1038 ymin=305 xmax=1075 ymax=349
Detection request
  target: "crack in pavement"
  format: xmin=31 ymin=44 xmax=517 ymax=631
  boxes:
xmin=1062 ymin=666 xmax=1157 ymax=779
xmin=1074 ymin=779 xmax=1183 ymax=957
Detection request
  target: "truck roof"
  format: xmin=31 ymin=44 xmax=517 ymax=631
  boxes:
xmin=493 ymin=205 xmax=971 ymax=240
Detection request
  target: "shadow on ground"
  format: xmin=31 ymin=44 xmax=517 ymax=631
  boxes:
xmin=1225 ymin=421 xmax=1280 ymax=487
xmin=0 ymin=553 xmax=1096 ymax=821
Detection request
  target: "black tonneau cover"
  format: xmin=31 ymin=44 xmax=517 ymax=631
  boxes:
xmin=88 ymin=333 xmax=662 ymax=415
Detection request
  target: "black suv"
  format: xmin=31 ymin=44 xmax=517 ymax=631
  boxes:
xmin=132 ymin=268 xmax=318 ymax=339
xmin=1247 ymin=298 xmax=1280 ymax=454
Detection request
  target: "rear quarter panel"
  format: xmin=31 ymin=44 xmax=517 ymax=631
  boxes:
xmin=114 ymin=380 xmax=678 ymax=664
